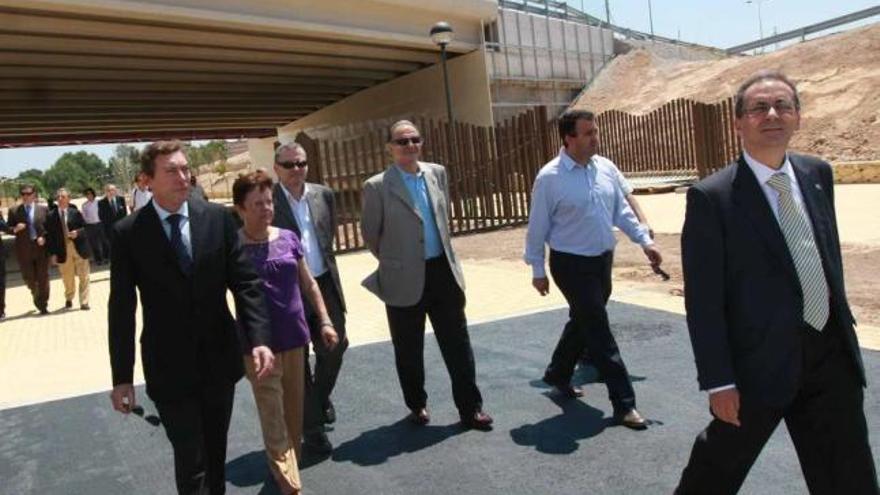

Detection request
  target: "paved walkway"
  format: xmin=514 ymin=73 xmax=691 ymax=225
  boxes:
xmin=1 ymin=183 xmax=878 ymax=409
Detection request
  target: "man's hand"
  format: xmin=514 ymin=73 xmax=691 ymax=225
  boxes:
xmin=49 ymin=255 xmax=57 ymax=266
xmin=709 ymin=388 xmax=741 ymax=427
xmin=36 ymin=236 xmax=45 ymax=247
xmin=13 ymin=223 xmax=26 ymax=234
xmin=68 ymin=230 xmax=78 ymax=239
xmin=251 ymin=345 xmax=275 ymax=380
xmin=643 ymin=244 xmax=662 ymax=268
xmin=321 ymin=325 xmax=339 ymax=351
xmin=532 ymin=277 xmax=550 ymax=296
xmin=110 ymin=383 xmax=136 ymax=414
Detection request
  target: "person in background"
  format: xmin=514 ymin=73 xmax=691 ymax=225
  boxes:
xmin=98 ymin=184 xmax=126 ymax=261
xmin=0 ymin=210 xmax=7 ymax=319
xmin=189 ymin=174 xmax=208 ymax=202
xmin=82 ymin=187 xmax=109 ymax=265
xmin=233 ymin=172 xmax=338 ymax=494
xmin=131 ymin=172 xmax=153 ymax=212
xmin=46 ymin=188 xmax=92 ymax=310
xmin=7 ymin=184 xmax=50 ymax=315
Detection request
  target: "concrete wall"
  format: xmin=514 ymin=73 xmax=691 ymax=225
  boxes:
xmin=247 ymin=137 xmax=277 ymax=172
xmin=277 ymin=49 xmax=494 ymax=140
xmin=487 ymin=9 xmax=614 ymax=81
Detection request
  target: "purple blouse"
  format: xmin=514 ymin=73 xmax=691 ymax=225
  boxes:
xmin=241 ymin=228 xmax=310 ymax=353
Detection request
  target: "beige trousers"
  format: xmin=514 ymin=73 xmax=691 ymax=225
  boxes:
xmin=58 ymin=240 xmax=89 ymax=305
xmin=244 ymin=347 xmax=304 ymax=495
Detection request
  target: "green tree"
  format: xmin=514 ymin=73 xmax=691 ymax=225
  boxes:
xmin=14 ymin=168 xmax=48 ymax=196
xmin=42 ymin=151 xmax=110 ymax=196
xmin=187 ymin=140 xmax=227 ymax=168
xmin=108 ymin=144 xmax=141 ymax=188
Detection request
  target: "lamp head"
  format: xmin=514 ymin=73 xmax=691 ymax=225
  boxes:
xmin=430 ymin=22 xmax=454 ymax=46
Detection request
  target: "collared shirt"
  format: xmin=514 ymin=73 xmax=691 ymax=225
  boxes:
xmin=396 ymin=165 xmax=444 ymax=259
xmin=24 ymin=203 xmax=37 ymax=240
xmin=709 ymin=151 xmax=823 ymax=395
xmin=524 ymin=149 xmax=652 ymax=278
xmin=152 ymin=200 xmax=192 ymax=258
xmin=132 ymin=186 xmax=153 ymax=211
xmin=280 ymin=183 xmax=327 ymax=277
xmin=81 ymin=199 xmax=100 ymax=224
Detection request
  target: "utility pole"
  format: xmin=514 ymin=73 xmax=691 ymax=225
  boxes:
xmin=605 ymin=0 xmax=611 ymax=24
xmin=648 ymin=0 xmax=655 ymax=37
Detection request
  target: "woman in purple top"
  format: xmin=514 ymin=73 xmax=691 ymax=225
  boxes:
xmin=233 ymin=172 xmax=338 ymax=495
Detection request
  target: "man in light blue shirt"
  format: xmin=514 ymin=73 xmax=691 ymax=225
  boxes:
xmin=525 ymin=109 xmax=663 ymax=430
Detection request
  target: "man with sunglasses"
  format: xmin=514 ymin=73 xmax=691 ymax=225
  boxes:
xmin=675 ymin=71 xmax=877 ymax=493
xmin=272 ymin=141 xmax=348 ymax=455
xmin=361 ymin=120 xmax=493 ymax=431
xmin=7 ymin=184 xmax=50 ymax=314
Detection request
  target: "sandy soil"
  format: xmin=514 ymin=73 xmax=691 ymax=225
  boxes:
xmin=453 ymin=226 xmax=880 ymax=327
xmin=573 ymin=23 xmax=880 ymax=162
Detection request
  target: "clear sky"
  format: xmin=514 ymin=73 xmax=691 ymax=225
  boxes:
xmin=0 ymin=0 xmax=876 ymax=177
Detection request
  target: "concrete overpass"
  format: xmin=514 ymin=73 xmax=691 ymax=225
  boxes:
xmin=0 ymin=0 xmax=497 ymax=148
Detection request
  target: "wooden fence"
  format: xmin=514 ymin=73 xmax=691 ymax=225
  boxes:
xmin=596 ymin=97 xmax=740 ymax=179
xmin=293 ymin=99 xmax=739 ymax=253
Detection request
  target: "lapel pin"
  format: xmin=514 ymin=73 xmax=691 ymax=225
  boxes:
xmin=814 ymin=183 xmax=822 ymax=190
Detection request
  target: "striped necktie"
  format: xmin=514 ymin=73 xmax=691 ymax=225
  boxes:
xmin=766 ymin=172 xmax=829 ymax=331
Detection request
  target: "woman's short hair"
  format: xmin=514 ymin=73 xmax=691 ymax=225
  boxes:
xmin=232 ymin=172 xmax=273 ymax=206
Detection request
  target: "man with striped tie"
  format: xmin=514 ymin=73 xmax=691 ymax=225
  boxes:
xmin=675 ymin=71 xmax=878 ymax=494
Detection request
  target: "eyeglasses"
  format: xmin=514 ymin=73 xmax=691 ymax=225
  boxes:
xmin=391 ymin=137 xmax=423 ymax=146
xmin=745 ymin=100 xmax=797 ymax=117
xmin=21 ymin=191 xmax=34 ymax=196
xmin=278 ymin=160 xmax=308 ymax=170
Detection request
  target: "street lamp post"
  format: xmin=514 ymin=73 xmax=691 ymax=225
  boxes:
xmin=746 ymin=0 xmax=767 ymax=52
xmin=430 ymin=21 xmax=456 ymax=163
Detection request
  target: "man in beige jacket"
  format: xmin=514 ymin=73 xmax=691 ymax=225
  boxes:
xmin=361 ymin=120 xmax=493 ymax=431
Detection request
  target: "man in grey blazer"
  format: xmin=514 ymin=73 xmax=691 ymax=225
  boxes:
xmin=361 ymin=120 xmax=493 ymax=431
xmin=272 ymin=141 xmax=348 ymax=454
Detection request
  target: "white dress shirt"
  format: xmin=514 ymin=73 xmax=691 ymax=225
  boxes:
xmin=132 ymin=186 xmax=153 ymax=211
xmin=81 ymin=199 xmax=100 ymax=224
xmin=280 ymin=184 xmax=327 ymax=277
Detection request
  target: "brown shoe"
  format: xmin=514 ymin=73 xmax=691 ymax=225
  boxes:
xmin=617 ymin=409 xmax=648 ymax=430
xmin=408 ymin=408 xmax=430 ymax=426
xmin=460 ymin=411 xmax=494 ymax=431
xmin=542 ymin=372 xmax=584 ymax=399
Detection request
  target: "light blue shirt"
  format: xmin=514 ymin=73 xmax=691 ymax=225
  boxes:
xmin=25 ymin=203 xmax=37 ymax=240
xmin=280 ymin=183 xmax=327 ymax=277
xmin=524 ymin=149 xmax=652 ymax=278
xmin=396 ymin=165 xmax=444 ymax=259
xmin=152 ymin=200 xmax=192 ymax=258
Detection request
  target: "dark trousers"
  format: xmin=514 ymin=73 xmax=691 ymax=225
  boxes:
xmin=16 ymin=242 xmax=49 ymax=311
xmin=386 ymin=256 xmax=483 ymax=416
xmin=154 ymin=382 xmax=236 ymax=495
xmin=84 ymin=223 xmax=109 ymax=263
xmin=676 ymin=320 xmax=879 ymax=495
xmin=303 ymin=271 xmax=348 ymax=434
xmin=546 ymin=250 xmax=635 ymax=415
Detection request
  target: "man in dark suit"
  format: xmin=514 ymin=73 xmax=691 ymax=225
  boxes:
xmin=98 ymin=184 xmax=127 ymax=260
xmin=46 ymin=188 xmax=92 ymax=310
xmin=0 ymin=210 xmax=7 ymax=319
xmin=676 ymin=71 xmax=878 ymax=494
xmin=271 ymin=141 xmax=348 ymax=454
xmin=360 ymin=120 xmax=493 ymax=431
xmin=109 ymin=140 xmax=275 ymax=495
xmin=7 ymin=184 xmax=50 ymax=314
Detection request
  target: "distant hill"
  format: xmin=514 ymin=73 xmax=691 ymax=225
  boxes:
xmin=572 ymin=22 xmax=880 ymax=162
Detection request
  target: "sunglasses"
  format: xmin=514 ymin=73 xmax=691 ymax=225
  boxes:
xmin=278 ymin=160 xmax=308 ymax=170
xmin=391 ymin=137 xmax=423 ymax=146
xmin=21 ymin=191 xmax=34 ymax=196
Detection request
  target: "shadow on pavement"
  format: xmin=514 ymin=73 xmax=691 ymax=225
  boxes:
xmin=330 ymin=417 xmax=463 ymax=467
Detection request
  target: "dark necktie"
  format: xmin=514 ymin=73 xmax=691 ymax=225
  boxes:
xmin=25 ymin=205 xmax=36 ymax=240
xmin=166 ymin=214 xmax=193 ymax=275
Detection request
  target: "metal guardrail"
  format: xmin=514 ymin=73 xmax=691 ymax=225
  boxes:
xmin=726 ymin=5 xmax=880 ymax=54
xmin=498 ymin=0 xmax=722 ymax=52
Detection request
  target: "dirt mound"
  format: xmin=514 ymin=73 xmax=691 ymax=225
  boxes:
xmin=573 ymin=23 xmax=880 ymax=161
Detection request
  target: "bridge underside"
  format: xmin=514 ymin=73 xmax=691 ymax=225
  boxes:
xmin=0 ymin=1 xmax=491 ymax=148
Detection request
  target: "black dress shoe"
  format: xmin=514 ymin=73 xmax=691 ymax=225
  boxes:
xmin=38 ymin=308 xmax=49 ymax=315
xmin=542 ymin=372 xmax=584 ymax=399
xmin=323 ymin=401 xmax=336 ymax=424
xmin=81 ymin=304 xmax=90 ymax=311
xmin=616 ymin=409 xmax=648 ymax=430
xmin=460 ymin=411 xmax=494 ymax=431
xmin=408 ymin=408 xmax=430 ymax=426
xmin=64 ymin=300 xmax=73 ymax=309
xmin=303 ymin=431 xmax=333 ymax=455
